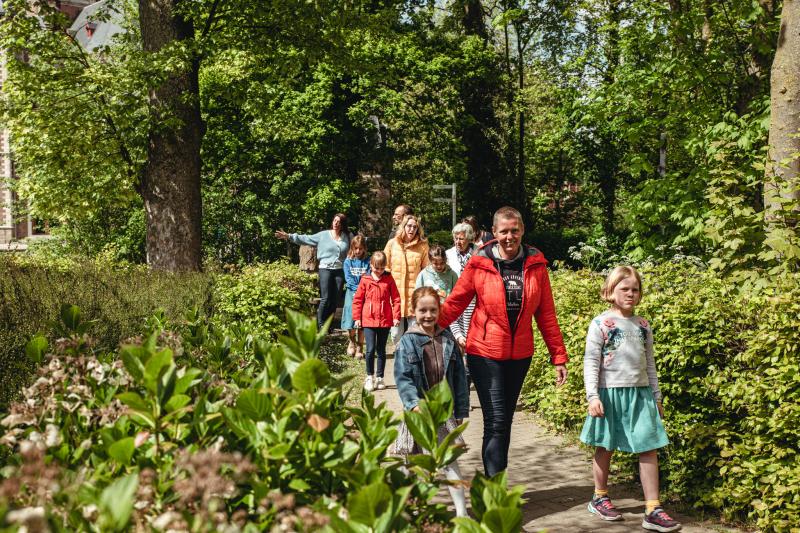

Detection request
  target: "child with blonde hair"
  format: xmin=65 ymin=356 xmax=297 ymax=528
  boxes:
xmin=342 ymin=235 xmax=370 ymax=358
xmin=352 ymin=251 xmax=400 ymax=392
xmin=581 ymin=266 xmax=681 ymax=532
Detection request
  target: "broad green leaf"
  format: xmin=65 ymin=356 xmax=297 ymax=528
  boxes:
xmin=117 ymin=392 xmax=149 ymax=412
xmin=482 ymin=507 xmax=522 ymax=533
xmin=60 ymin=304 xmax=81 ymax=332
xmin=25 ymin=335 xmax=48 ymax=364
xmin=348 ymin=481 xmax=391 ymax=525
xmin=98 ymin=474 xmax=138 ymax=531
xmin=107 ymin=437 xmax=135 ymax=464
xmin=291 ymin=358 xmax=330 ymax=393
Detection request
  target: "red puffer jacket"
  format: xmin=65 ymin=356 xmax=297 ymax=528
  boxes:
xmin=351 ymin=272 xmax=401 ymax=328
xmin=438 ymin=243 xmax=568 ymax=363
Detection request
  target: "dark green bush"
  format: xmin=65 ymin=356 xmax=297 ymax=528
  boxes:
xmin=0 ymin=308 xmax=520 ymax=530
xmin=0 ymin=256 xmax=213 ymax=408
xmin=426 ymin=229 xmax=453 ymax=248
xmin=523 ymin=264 xmax=800 ymax=530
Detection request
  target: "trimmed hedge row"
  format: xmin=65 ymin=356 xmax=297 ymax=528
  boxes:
xmin=523 ymin=262 xmax=800 ymax=531
xmin=0 ymin=257 xmax=316 ymax=409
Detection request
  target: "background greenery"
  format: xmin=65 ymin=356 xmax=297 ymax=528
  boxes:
xmin=523 ymin=260 xmax=800 ymax=531
xmin=1 ymin=0 xmax=796 ymax=279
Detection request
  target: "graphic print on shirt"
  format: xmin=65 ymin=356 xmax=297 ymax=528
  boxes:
xmin=503 ymin=272 xmax=524 ymax=318
xmin=598 ymin=317 xmax=647 ymax=368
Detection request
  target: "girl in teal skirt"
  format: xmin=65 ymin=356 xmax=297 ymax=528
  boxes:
xmin=580 ymin=266 xmax=681 ymax=532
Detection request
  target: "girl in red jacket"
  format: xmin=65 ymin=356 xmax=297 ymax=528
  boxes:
xmin=353 ymin=251 xmax=401 ymax=392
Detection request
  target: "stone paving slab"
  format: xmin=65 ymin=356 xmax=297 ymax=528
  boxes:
xmin=369 ymin=348 xmax=742 ymax=533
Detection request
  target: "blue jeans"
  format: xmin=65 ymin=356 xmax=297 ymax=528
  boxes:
xmin=467 ymin=355 xmax=532 ymax=476
xmin=364 ymin=327 xmax=390 ymax=378
xmin=317 ymin=268 xmax=344 ymax=331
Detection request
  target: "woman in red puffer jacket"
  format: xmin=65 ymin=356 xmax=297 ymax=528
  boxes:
xmin=439 ymin=207 xmax=569 ymax=476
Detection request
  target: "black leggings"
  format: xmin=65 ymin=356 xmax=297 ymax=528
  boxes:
xmin=317 ymin=268 xmax=344 ymax=330
xmin=467 ymin=355 xmax=532 ymax=476
xmin=364 ymin=327 xmax=390 ymax=378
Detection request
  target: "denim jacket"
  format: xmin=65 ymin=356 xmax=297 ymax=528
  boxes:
xmin=394 ymin=325 xmax=470 ymax=419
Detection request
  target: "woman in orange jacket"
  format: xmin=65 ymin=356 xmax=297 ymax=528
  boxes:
xmin=384 ymin=214 xmax=429 ymax=342
xmin=439 ymin=206 xmax=569 ymax=476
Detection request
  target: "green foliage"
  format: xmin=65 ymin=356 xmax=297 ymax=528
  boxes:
xmin=523 ymin=263 xmax=800 ymax=529
xmin=213 ymin=261 xmax=317 ymax=338
xmin=0 ymin=306 xmax=523 ymax=530
xmin=0 ymin=0 xmax=146 ymax=226
xmin=0 ymin=256 xmax=212 ymax=409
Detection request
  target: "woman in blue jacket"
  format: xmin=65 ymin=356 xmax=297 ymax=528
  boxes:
xmin=275 ymin=213 xmax=351 ymax=330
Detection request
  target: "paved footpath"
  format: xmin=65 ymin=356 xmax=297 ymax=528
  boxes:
xmin=370 ymin=349 xmax=740 ymax=533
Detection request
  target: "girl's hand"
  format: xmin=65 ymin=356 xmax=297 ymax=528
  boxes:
xmin=457 ymin=337 xmax=467 ymax=350
xmin=588 ymin=398 xmax=605 ymax=417
xmin=393 ymin=319 xmax=400 ymax=327
xmin=656 ymin=401 xmax=664 ymax=418
xmin=412 ymin=406 xmax=421 ymax=413
xmin=455 ymin=419 xmax=463 ymax=425
xmin=353 ymin=320 xmax=361 ymax=329
xmin=274 ymin=230 xmax=289 ymax=240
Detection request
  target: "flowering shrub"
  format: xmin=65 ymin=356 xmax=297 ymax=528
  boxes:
xmin=1 ymin=305 xmax=522 ymax=531
xmin=522 ymin=263 xmax=800 ymax=530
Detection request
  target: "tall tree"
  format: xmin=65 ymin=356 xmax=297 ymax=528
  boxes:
xmin=452 ymin=0 xmax=507 ymax=225
xmin=138 ymin=0 xmax=203 ymax=271
xmin=765 ymin=0 xmax=800 ymax=226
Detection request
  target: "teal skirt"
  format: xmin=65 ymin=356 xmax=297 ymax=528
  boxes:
xmin=579 ymin=387 xmax=669 ymax=453
xmin=341 ymin=288 xmax=356 ymax=330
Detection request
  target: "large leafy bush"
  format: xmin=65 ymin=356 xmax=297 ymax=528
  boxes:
xmin=0 ymin=307 xmax=521 ymax=531
xmin=522 ymin=263 xmax=800 ymax=530
xmin=213 ymin=262 xmax=317 ymax=338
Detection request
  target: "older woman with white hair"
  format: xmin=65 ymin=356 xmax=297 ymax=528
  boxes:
xmin=445 ymin=222 xmax=476 ymax=349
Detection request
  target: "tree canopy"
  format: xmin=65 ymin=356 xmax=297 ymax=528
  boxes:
xmin=0 ymin=0 xmax=797 ymax=278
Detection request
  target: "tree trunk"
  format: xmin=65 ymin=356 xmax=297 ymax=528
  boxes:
xmin=139 ymin=0 xmax=203 ymax=271
xmin=454 ymin=0 xmax=506 ymax=225
xmin=765 ymin=0 xmax=800 ymax=225
xmin=516 ymin=26 xmax=528 ymax=221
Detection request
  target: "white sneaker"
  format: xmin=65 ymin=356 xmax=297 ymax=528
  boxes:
xmin=375 ymin=377 xmax=385 ymax=390
xmin=364 ymin=376 xmax=375 ymax=392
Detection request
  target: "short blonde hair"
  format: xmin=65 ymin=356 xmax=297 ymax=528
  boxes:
xmin=601 ymin=265 xmax=643 ymax=303
xmin=492 ymin=206 xmax=524 ymax=229
xmin=394 ymin=214 xmax=426 ymax=241
xmin=370 ymin=250 xmax=387 ymax=269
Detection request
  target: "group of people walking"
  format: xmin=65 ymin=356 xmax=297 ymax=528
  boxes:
xmin=275 ymin=206 xmax=681 ymax=532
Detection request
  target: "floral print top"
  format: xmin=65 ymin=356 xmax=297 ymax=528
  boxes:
xmin=583 ymin=311 xmax=662 ymax=402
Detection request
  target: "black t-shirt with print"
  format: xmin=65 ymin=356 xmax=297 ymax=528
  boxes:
xmin=487 ymin=245 xmax=526 ymax=330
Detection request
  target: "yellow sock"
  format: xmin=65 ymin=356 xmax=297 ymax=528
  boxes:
xmin=645 ymin=500 xmax=661 ymax=514
xmin=594 ymin=489 xmax=609 ymax=499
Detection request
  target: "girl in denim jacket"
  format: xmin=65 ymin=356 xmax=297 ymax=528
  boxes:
xmin=393 ymin=286 xmax=470 ymax=517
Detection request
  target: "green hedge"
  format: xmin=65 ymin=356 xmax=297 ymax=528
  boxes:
xmin=0 ymin=257 xmax=317 ymax=410
xmin=523 ymin=263 xmax=800 ymax=530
